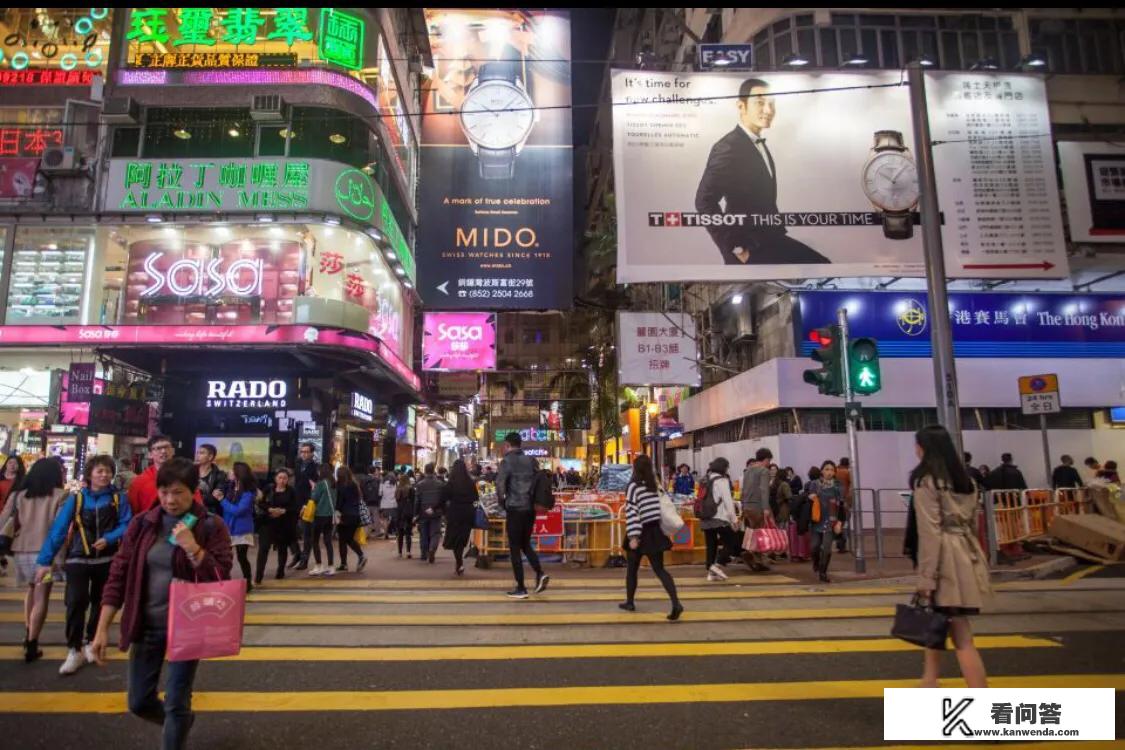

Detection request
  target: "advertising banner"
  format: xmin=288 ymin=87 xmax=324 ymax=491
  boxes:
xmin=421 ymin=312 xmax=497 ymax=371
xmin=88 ymin=394 xmax=149 ymax=437
xmin=1057 ymin=141 xmax=1125 ymax=243
xmin=612 ymin=70 xmax=1067 ymax=282
xmin=617 ymin=312 xmax=701 ymax=387
xmin=418 ymin=9 xmax=573 ymax=310
xmin=796 ymin=291 xmax=1125 ymax=358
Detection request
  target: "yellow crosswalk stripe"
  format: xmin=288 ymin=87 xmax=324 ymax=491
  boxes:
xmin=0 ymin=606 xmax=902 ymax=626
xmin=1060 ymin=565 xmax=1106 ymax=585
xmin=0 ymin=675 xmax=1120 ymax=714
xmin=254 ymin=575 xmax=801 ymax=589
xmin=0 ymin=635 xmax=1058 ymax=662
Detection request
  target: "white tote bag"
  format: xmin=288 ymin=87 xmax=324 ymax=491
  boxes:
xmin=659 ymin=491 xmax=685 ymax=537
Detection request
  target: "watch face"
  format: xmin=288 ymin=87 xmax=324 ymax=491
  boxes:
xmin=862 ymin=152 xmax=920 ymax=212
xmin=460 ymin=80 xmax=535 ymax=150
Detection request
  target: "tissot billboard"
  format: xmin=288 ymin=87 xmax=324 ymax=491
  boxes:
xmin=612 ymin=70 xmax=1067 ymax=282
xmin=418 ymin=9 xmax=573 ymax=310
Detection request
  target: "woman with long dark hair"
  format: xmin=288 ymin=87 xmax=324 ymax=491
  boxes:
xmin=0 ymin=458 xmax=66 ymax=661
xmin=441 ymin=459 xmax=479 ymax=576
xmin=255 ymin=468 xmax=298 ymax=584
xmin=220 ymin=462 xmax=257 ymax=592
xmin=910 ymin=425 xmax=991 ymax=688
xmin=620 ymin=455 xmax=682 ymax=620
xmin=0 ymin=454 xmax=26 ymax=509
xmin=334 ymin=466 xmax=367 ymax=572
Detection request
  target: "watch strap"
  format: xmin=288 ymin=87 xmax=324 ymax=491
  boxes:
xmin=479 ymin=147 xmax=516 ymax=180
xmin=478 ymin=60 xmax=520 ymax=84
xmin=873 ymin=129 xmax=906 ymax=152
xmin=882 ymin=211 xmax=914 ymax=239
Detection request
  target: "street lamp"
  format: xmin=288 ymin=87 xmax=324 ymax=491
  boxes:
xmin=782 ymin=53 xmax=809 ymax=68
xmin=731 ymin=294 xmax=743 ymax=305
xmin=1019 ymin=52 xmax=1048 ymax=70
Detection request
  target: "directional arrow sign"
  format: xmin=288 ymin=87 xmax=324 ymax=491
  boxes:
xmin=962 ymin=261 xmax=1056 ymax=272
xmin=436 ymin=281 xmax=449 ymax=295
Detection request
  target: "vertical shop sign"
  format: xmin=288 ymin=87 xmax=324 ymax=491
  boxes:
xmin=67 ymin=363 xmax=96 ymax=403
xmin=317 ymin=8 xmax=364 ymax=70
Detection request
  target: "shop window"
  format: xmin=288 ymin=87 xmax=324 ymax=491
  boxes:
xmin=142 ymin=108 xmax=254 ymax=159
xmin=6 ymin=226 xmax=93 ymax=324
xmin=288 ymin=106 xmax=374 ymax=169
xmin=258 ymin=125 xmax=288 ymax=157
xmin=111 ymin=127 xmax=141 ymax=158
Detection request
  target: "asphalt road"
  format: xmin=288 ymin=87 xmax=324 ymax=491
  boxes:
xmin=1 ymin=542 xmax=1122 ymax=749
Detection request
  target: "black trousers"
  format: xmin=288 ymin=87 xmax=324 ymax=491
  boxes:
xmin=811 ymin=529 xmax=835 ymax=575
xmin=255 ymin=525 xmax=289 ymax=583
xmin=506 ymin=510 xmax=542 ymax=590
xmin=397 ymin=515 xmax=414 ymax=555
xmin=234 ymin=545 xmax=251 ymax=585
xmin=311 ymin=517 xmax=334 ymax=566
xmin=63 ymin=562 xmax=110 ymax=650
xmin=625 ymin=548 xmax=679 ymax=606
xmin=337 ymin=521 xmax=364 ymax=566
xmin=703 ymin=525 xmax=742 ymax=568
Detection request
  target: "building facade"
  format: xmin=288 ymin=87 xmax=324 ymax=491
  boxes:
xmin=0 ymin=8 xmax=428 ymax=477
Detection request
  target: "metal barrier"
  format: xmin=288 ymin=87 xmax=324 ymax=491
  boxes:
xmin=471 ymin=501 xmax=621 ymax=568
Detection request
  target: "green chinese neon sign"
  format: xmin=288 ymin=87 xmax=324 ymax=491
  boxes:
xmin=380 ymin=197 xmax=415 ymax=283
xmin=117 ymin=159 xmax=311 ymax=211
xmin=334 ymin=168 xmax=376 ymax=222
xmin=318 ymin=8 xmax=364 ymax=70
xmin=127 ymin=8 xmax=315 ymax=49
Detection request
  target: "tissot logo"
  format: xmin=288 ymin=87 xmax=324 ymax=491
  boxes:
xmin=205 ymin=380 xmax=288 ymax=409
xmin=648 ymin=212 xmax=747 ymax=228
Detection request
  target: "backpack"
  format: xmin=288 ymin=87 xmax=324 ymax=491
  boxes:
xmin=695 ymin=476 xmax=718 ymax=520
xmin=361 ymin=475 xmax=380 ymax=505
xmin=531 ymin=469 xmax=555 ymax=510
xmin=68 ymin=490 xmax=123 ymax=557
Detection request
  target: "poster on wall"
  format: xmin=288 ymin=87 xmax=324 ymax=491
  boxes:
xmin=195 ymin=435 xmax=270 ymax=474
xmin=418 ymin=9 xmax=573 ymax=310
xmin=612 ymin=70 xmax=1068 ymax=282
xmin=1057 ymin=141 xmax=1125 ymax=243
xmin=421 ymin=312 xmax=497 ymax=371
xmin=617 ymin=312 xmax=701 ymax=387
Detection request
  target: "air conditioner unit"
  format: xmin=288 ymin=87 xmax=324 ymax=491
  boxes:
xmin=40 ymin=146 xmax=79 ymax=173
xmin=101 ymin=96 xmax=139 ymax=124
xmin=250 ymin=95 xmax=286 ymax=122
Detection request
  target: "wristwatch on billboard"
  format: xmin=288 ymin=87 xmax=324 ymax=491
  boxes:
xmin=861 ymin=130 xmax=920 ymax=240
xmin=459 ymin=60 xmax=537 ymax=180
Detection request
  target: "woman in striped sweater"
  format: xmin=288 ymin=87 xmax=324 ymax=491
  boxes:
xmin=619 ymin=455 xmax=683 ymax=621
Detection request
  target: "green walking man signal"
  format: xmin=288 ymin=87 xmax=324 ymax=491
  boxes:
xmin=849 ymin=337 xmax=882 ymax=396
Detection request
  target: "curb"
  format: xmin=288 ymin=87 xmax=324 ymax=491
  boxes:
xmin=991 ymin=555 xmax=1078 ymax=582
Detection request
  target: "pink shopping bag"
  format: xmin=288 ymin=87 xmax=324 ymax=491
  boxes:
xmin=743 ymin=516 xmax=789 ymax=554
xmin=166 ymin=578 xmax=247 ymax=662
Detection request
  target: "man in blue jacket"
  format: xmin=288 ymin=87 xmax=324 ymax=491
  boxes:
xmin=36 ymin=454 xmax=131 ymax=675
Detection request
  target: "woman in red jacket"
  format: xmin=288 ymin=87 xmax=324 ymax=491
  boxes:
xmin=91 ymin=457 xmax=232 ymax=750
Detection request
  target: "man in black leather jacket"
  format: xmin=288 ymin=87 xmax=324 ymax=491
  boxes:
xmin=496 ymin=432 xmax=549 ymax=599
xmin=413 ymin=464 xmax=445 ymax=564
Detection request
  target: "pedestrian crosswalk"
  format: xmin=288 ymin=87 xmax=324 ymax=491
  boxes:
xmin=1 ymin=567 xmax=1122 ymax=749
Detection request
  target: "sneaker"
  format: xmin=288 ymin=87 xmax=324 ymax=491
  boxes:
xmin=323 ymin=566 xmax=335 ymax=576
xmin=456 ymin=564 xmax=465 ymax=577
xmin=59 ymin=648 xmax=85 ymax=675
xmin=335 ymin=563 xmax=347 ymax=573
xmin=356 ymin=556 xmax=368 ymax=573
xmin=286 ymin=557 xmax=300 ymax=570
xmin=708 ymin=564 xmax=728 ymax=581
xmin=295 ymin=561 xmax=308 ymax=571
xmin=534 ymin=574 xmax=550 ymax=594
xmin=506 ymin=588 xmax=529 ymax=600
xmin=618 ymin=602 xmax=636 ymax=612
xmin=82 ymin=643 xmax=96 ymax=665
xmin=308 ymin=566 xmax=323 ymax=577
xmin=706 ymin=571 xmax=721 ymax=582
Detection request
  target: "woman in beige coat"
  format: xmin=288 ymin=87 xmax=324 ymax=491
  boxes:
xmin=911 ymin=425 xmax=992 ymax=688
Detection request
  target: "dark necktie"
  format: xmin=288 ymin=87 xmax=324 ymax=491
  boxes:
xmin=756 ymin=137 xmax=776 ymax=180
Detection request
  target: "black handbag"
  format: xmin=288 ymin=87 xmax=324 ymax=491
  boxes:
xmin=892 ymin=594 xmax=949 ymax=650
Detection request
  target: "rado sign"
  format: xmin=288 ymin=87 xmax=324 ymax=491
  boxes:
xmin=205 ymin=380 xmax=288 ymax=410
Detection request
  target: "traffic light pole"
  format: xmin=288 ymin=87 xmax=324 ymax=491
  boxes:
xmin=836 ymin=308 xmax=866 ymax=574
xmin=908 ymin=62 xmax=963 ymax=451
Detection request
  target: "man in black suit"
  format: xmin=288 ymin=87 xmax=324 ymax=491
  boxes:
xmin=695 ymin=77 xmax=828 ymax=265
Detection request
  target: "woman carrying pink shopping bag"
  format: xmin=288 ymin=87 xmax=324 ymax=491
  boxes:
xmin=91 ymin=458 xmax=234 ymax=750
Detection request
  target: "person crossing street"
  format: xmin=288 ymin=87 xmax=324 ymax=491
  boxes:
xmin=496 ymin=432 xmax=549 ymax=599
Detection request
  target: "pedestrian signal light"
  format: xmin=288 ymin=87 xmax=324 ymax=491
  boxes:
xmin=849 ymin=337 xmax=882 ymax=395
xmin=803 ymin=325 xmax=843 ymax=396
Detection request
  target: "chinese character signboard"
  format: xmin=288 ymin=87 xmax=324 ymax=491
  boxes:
xmin=124 ymin=8 xmax=363 ymax=71
xmin=421 ymin=312 xmax=497 ymax=372
xmin=612 ymin=70 xmax=1067 ymax=283
xmin=796 ymin=291 xmax=1125 ymax=359
xmin=0 ymin=8 xmax=113 ymax=81
xmin=617 ymin=312 xmax=701 ymax=387
xmin=1057 ymin=141 xmax=1125 ymax=243
xmin=418 ymin=9 xmax=574 ymax=310
xmin=1018 ymin=374 xmax=1060 ymax=416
